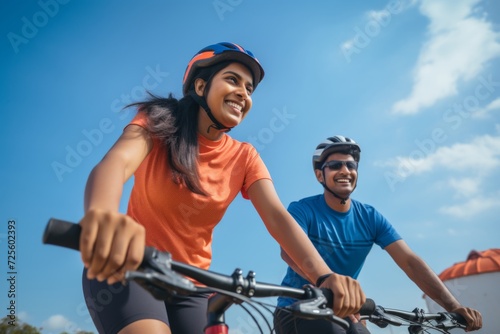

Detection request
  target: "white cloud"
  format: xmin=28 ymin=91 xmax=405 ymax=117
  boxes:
xmin=448 ymin=177 xmax=480 ymax=197
xmin=381 ymin=135 xmax=500 ymax=218
xmin=340 ymin=0 xmax=416 ymax=61
xmin=471 ymin=97 xmax=500 ymax=119
xmin=432 ymin=136 xmax=500 ymax=172
xmin=365 ymin=0 xmax=417 ymax=21
xmin=439 ymin=195 xmax=500 ymax=218
xmin=391 ymin=0 xmax=500 ymax=114
xmin=42 ymin=315 xmax=78 ymax=332
xmin=382 ymin=134 xmax=500 ymax=180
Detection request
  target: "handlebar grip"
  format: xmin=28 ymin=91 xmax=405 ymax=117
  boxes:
xmin=359 ymin=298 xmax=376 ymax=315
xmin=42 ymin=218 xmax=81 ymax=251
xmin=321 ymin=288 xmax=376 ymax=315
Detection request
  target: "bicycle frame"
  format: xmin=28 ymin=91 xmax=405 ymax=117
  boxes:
xmin=205 ymin=293 xmax=232 ymax=334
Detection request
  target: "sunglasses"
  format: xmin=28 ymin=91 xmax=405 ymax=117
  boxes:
xmin=322 ymin=160 xmax=358 ymax=171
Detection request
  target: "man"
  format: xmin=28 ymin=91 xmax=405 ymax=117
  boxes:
xmin=273 ymin=135 xmax=482 ymax=333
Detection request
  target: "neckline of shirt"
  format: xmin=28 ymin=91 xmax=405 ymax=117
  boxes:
xmin=198 ymin=133 xmax=227 ymax=150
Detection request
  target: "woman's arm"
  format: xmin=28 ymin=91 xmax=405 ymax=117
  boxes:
xmin=247 ymin=179 xmax=365 ymax=318
xmin=80 ymin=124 xmax=152 ymax=285
xmin=386 ymin=240 xmax=482 ymax=331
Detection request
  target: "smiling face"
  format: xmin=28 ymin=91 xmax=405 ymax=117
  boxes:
xmin=195 ymin=62 xmax=254 ymax=136
xmin=315 ymin=152 xmax=358 ymax=199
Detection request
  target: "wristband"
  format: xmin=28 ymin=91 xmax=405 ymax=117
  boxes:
xmin=315 ymin=273 xmax=333 ymax=287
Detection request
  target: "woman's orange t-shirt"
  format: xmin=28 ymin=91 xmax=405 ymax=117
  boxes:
xmin=126 ymin=113 xmax=271 ymax=270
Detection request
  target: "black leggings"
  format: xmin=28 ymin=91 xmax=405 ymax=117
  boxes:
xmin=274 ymin=308 xmax=371 ymax=334
xmin=82 ymin=269 xmax=208 ymax=334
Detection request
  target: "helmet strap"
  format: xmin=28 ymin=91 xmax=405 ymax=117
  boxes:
xmin=321 ymin=182 xmax=349 ymax=205
xmin=320 ymin=169 xmax=355 ymax=205
xmin=188 ymin=91 xmax=232 ymax=133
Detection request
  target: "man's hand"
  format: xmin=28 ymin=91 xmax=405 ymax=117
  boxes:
xmin=452 ymin=306 xmax=482 ymax=332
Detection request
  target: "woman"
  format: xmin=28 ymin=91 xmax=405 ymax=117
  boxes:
xmin=79 ymin=42 xmax=365 ymax=334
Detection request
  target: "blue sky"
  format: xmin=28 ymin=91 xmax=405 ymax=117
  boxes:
xmin=1 ymin=1 xmax=499 ymax=333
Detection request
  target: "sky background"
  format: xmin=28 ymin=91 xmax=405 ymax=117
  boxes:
xmin=1 ymin=0 xmax=500 ymax=333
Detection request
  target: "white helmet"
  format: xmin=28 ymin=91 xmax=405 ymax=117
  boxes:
xmin=312 ymin=135 xmax=361 ymax=170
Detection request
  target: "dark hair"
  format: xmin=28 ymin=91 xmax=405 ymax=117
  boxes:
xmin=126 ymin=61 xmax=233 ymax=195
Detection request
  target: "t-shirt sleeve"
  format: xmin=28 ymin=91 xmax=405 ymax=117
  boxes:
xmin=127 ymin=111 xmax=148 ymax=129
xmin=372 ymin=208 xmax=402 ymax=249
xmin=240 ymin=146 xmax=272 ymax=199
xmin=287 ymin=201 xmax=309 ymax=233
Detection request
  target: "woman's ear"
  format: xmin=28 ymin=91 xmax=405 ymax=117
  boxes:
xmin=194 ymin=78 xmax=206 ymax=97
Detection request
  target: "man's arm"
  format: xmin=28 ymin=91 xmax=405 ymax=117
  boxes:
xmin=385 ymin=240 xmax=482 ymax=331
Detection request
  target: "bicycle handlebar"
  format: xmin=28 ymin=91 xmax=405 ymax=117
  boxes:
xmin=43 ymin=218 xmax=469 ymax=333
xmin=42 ymin=218 xmax=375 ymax=327
xmin=362 ymin=305 xmax=467 ymax=333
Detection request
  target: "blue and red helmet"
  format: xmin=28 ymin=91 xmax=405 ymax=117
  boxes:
xmin=182 ymin=42 xmax=265 ymax=96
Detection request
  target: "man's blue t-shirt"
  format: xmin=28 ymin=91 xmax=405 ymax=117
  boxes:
xmin=277 ymin=194 xmax=401 ymax=307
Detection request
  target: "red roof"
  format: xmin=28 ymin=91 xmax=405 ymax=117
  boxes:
xmin=438 ymin=249 xmax=500 ymax=281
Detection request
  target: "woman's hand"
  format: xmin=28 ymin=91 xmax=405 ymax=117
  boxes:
xmin=79 ymin=209 xmax=145 ymax=285
xmin=319 ymin=273 xmax=366 ymax=319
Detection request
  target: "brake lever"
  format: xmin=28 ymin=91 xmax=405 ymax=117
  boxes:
xmin=125 ymin=246 xmax=196 ymax=301
xmin=126 ymin=270 xmax=196 ymax=300
xmin=141 ymin=247 xmax=173 ymax=274
xmin=285 ymin=285 xmax=349 ymax=329
xmin=435 ymin=312 xmax=467 ymax=330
